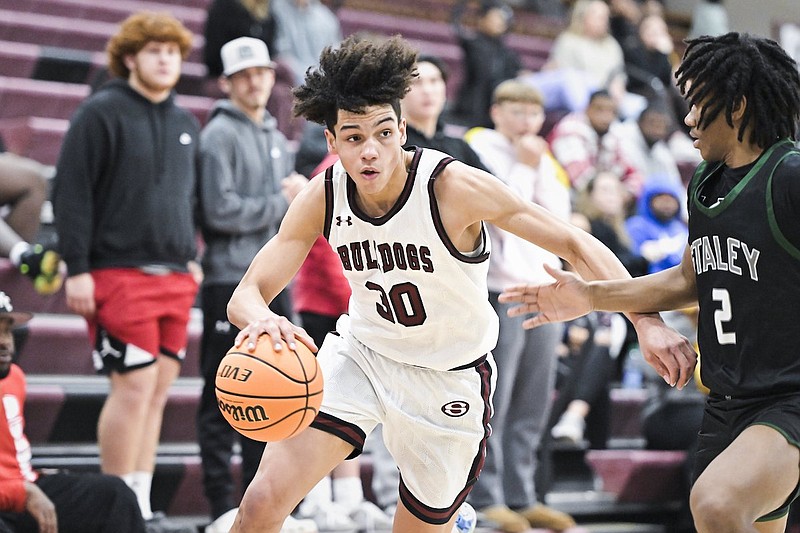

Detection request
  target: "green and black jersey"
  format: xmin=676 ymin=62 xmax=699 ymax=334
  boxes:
xmin=688 ymin=139 xmax=800 ymax=397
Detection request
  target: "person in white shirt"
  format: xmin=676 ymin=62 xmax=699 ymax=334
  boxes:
xmin=464 ymin=80 xmax=576 ymax=533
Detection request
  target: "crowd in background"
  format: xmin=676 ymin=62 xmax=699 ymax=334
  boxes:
xmin=6 ymin=0 xmax=793 ymax=532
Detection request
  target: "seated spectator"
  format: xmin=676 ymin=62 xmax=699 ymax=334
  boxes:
xmin=574 ymin=171 xmax=648 ymax=278
xmin=451 ymin=0 xmax=522 ymax=129
xmin=203 ymin=0 xmax=277 ymax=79
xmin=624 ymin=173 xmax=697 ymax=350
xmin=549 ymin=309 xmax=626 ymax=448
xmin=624 ymin=14 xmax=688 ymax=127
xmin=611 ymin=100 xmax=685 ymax=192
xmin=530 ymin=0 xmax=645 ymax=117
xmin=402 ymin=55 xmax=489 ymax=171
xmin=547 ymin=90 xmax=643 ymax=206
xmin=0 ymin=292 xmax=147 ymax=533
xmin=0 ymin=150 xmax=62 ymax=295
xmin=547 ymin=212 xmax=629 ymax=449
xmin=547 ymin=0 xmax=625 ymax=93
xmin=625 ymin=174 xmax=688 ymax=274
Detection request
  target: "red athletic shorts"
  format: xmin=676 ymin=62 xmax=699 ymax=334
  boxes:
xmin=89 ymin=268 xmax=198 ymax=374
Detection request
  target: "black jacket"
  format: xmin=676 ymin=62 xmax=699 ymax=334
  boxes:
xmin=53 ymin=79 xmax=200 ymax=275
xmin=403 ymin=123 xmax=489 ymax=172
xmin=203 ymin=0 xmax=277 ymax=77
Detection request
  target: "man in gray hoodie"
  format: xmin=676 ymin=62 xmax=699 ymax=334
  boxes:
xmin=195 ymin=36 xmax=308 ymax=533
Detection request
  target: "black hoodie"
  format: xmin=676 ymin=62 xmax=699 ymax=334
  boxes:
xmin=53 ymin=79 xmax=200 ymax=275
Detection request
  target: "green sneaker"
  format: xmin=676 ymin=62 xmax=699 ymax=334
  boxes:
xmin=19 ymin=244 xmax=63 ymax=295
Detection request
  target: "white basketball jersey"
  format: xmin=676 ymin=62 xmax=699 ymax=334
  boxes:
xmin=323 ymin=147 xmax=499 ymax=370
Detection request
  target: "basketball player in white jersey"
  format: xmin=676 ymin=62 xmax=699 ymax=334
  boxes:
xmin=226 ymin=35 xmax=696 ymax=533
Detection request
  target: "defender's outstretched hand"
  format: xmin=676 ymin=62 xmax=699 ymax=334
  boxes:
xmin=499 ymin=264 xmax=593 ymax=329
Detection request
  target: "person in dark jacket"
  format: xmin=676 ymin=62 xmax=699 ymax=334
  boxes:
xmin=51 ymin=12 xmax=201 ymax=529
xmin=401 ymin=55 xmax=489 ymax=171
xmin=203 ymin=0 xmax=277 ymax=78
xmin=451 ymin=0 xmax=522 ymax=129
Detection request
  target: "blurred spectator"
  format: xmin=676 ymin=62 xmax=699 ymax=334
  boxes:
xmin=549 ymin=307 xmax=626 ymax=448
xmin=622 ymin=12 xmax=688 ymax=128
xmin=195 ymin=37 xmax=308 ymax=533
xmin=451 ymin=0 xmax=522 ymax=128
xmin=625 ymin=174 xmax=688 ymax=274
xmin=0 ymin=151 xmax=63 ymax=295
xmin=402 ymin=55 xmax=488 ymax=170
xmin=203 ymin=0 xmax=306 ymax=139
xmin=533 ymin=0 xmax=648 ymax=117
xmin=465 ymin=80 xmax=575 ymax=533
xmin=547 ymin=90 xmax=643 ymax=205
xmin=270 ymin=0 xmax=342 ymax=84
xmin=548 ymin=212 xmax=623 ymax=453
xmin=624 ymin=172 xmax=697 ymax=359
xmin=51 ymin=13 xmax=201 ymax=529
xmin=688 ymin=0 xmax=729 ymax=39
xmin=202 ymin=0 xmax=277 ymax=78
xmin=547 ymin=0 xmax=624 ymax=92
xmin=0 ymin=292 xmax=149 ymax=533
xmin=641 ymin=348 xmax=704 ymax=533
xmin=611 ymin=100 xmax=684 ymax=191
xmin=574 ymin=171 xmax=648 ymax=278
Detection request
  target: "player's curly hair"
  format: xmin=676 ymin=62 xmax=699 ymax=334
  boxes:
xmin=293 ymin=35 xmax=418 ymax=133
xmin=675 ymin=32 xmax=800 ymax=148
xmin=106 ymin=12 xmax=193 ymax=79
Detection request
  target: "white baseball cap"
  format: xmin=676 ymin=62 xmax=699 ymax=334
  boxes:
xmin=220 ymin=37 xmax=276 ymax=77
xmin=0 ymin=292 xmax=32 ymax=326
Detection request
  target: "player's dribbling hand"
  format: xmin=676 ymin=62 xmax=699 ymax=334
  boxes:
xmin=234 ymin=314 xmax=318 ymax=355
xmin=499 ymin=264 xmax=593 ymax=328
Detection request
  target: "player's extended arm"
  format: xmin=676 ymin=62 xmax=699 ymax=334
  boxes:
xmin=227 ymin=176 xmax=326 ymax=353
xmin=501 ymin=244 xmax=698 ymax=388
xmin=445 ymin=163 xmax=697 ymax=388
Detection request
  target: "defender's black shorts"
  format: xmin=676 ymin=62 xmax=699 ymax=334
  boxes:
xmin=694 ymin=391 xmax=800 ymax=521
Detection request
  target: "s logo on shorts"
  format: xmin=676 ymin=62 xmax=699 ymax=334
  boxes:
xmin=441 ymin=401 xmax=470 ymax=417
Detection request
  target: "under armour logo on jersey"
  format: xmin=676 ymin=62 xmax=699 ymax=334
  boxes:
xmin=336 ymin=216 xmax=353 ymax=226
xmin=215 ymin=320 xmax=232 ymax=334
xmin=441 ymin=401 xmax=470 ymax=417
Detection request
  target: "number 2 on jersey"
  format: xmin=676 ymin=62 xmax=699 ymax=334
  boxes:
xmin=712 ymin=288 xmax=736 ymax=345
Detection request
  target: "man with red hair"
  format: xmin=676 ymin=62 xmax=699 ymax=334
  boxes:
xmin=52 ymin=12 xmax=200 ymax=529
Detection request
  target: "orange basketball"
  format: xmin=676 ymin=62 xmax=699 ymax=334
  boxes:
xmin=215 ymin=336 xmax=323 ymax=442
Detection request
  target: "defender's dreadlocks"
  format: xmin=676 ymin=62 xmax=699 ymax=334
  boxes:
xmin=293 ymin=35 xmax=418 ymax=132
xmin=675 ymin=32 xmax=800 ymax=148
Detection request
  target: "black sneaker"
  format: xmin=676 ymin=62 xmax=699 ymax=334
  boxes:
xmin=18 ymin=244 xmax=63 ymax=295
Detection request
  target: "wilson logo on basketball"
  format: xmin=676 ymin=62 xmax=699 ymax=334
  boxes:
xmin=441 ymin=401 xmax=470 ymax=417
xmin=217 ymin=399 xmax=270 ymax=423
xmin=217 ymin=364 xmax=253 ymax=382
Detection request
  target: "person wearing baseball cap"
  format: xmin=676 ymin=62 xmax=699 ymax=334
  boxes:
xmin=220 ymin=36 xmax=277 ymax=77
xmin=196 ymin=36 xmax=311 ymax=533
xmin=0 ymin=291 xmax=150 ymax=533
